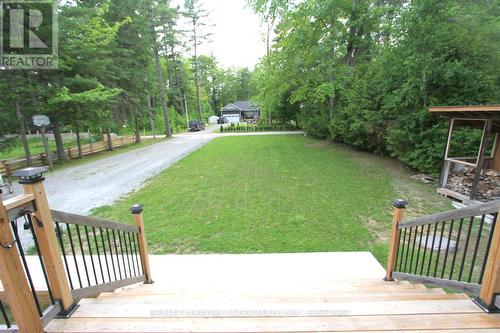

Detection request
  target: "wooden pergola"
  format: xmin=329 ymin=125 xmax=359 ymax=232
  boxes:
xmin=430 ymin=105 xmax=500 ymax=201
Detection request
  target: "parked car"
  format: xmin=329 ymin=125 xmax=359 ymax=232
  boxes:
xmin=217 ymin=117 xmax=228 ymax=124
xmin=188 ymin=120 xmax=205 ymax=132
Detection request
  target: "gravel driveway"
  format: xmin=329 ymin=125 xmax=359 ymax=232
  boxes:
xmin=44 ymin=134 xmax=215 ymax=215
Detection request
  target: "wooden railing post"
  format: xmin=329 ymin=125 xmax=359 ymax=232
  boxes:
xmin=131 ymin=204 xmax=152 ymax=284
xmin=478 ymin=209 xmax=500 ymax=311
xmin=13 ymin=167 xmax=76 ymax=313
xmin=0 ymin=195 xmax=44 ymax=332
xmin=385 ymin=199 xmax=407 ymax=281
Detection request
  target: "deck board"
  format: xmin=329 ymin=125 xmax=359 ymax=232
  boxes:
xmin=46 ymin=314 xmax=500 ymax=332
xmin=71 ymin=299 xmax=482 ymax=318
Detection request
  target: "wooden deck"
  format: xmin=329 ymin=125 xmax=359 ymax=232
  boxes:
xmin=45 ymin=252 xmax=500 ymax=332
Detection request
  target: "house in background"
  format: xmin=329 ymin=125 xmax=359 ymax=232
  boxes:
xmin=220 ymin=101 xmax=260 ymax=124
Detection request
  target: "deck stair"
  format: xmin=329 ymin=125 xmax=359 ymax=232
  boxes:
xmin=45 ymin=274 xmax=500 ymax=332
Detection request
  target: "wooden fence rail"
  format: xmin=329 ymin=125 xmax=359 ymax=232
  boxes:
xmin=0 ymin=136 xmax=137 ymax=177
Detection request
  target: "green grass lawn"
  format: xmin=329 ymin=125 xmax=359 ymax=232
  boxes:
xmin=93 ymin=135 xmax=452 ymax=265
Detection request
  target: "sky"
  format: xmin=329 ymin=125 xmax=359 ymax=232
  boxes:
xmin=172 ymin=0 xmax=267 ymax=69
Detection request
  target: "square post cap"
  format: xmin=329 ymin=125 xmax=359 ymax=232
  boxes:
xmin=130 ymin=204 xmax=144 ymax=215
xmin=12 ymin=167 xmax=47 ymax=184
xmin=393 ymin=199 xmax=407 ymax=209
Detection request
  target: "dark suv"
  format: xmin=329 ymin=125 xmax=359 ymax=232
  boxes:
xmin=217 ymin=117 xmax=228 ymax=124
xmin=188 ymin=120 xmax=205 ymax=132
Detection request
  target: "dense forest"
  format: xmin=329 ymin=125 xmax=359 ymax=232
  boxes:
xmin=248 ymin=0 xmax=500 ymax=173
xmin=0 ymin=0 xmax=255 ymax=161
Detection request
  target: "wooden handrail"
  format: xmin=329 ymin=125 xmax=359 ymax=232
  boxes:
xmin=51 ymin=210 xmax=139 ymax=234
xmin=4 ymin=194 xmax=36 ymax=221
xmin=3 ymin=194 xmax=35 ymax=211
xmin=399 ymin=200 xmax=500 ymax=229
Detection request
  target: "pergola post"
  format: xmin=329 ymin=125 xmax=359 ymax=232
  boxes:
xmin=470 ymin=120 xmax=492 ymax=200
xmin=439 ymin=119 xmax=454 ymax=188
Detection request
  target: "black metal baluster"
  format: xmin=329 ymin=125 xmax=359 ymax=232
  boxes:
xmin=111 ymin=230 xmax=122 ymax=279
xmin=419 ymin=224 xmax=431 ymax=275
xmin=409 ymin=225 xmax=418 ymax=273
xmin=403 ymin=227 xmax=413 ymax=272
xmin=106 ymin=229 xmax=117 ymax=281
xmin=75 ymin=225 xmax=91 ymax=286
xmin=441 ymin=220 xmax=454 ymax=279
xmin=125 ymin=232 xmax=137 ymax=276
xmin=122 ymin=232 xmax=132 ymax=278
xmin=397 ymin=228 xmax=407 ymax=271
xmin=468 ymin=214 xmax=486 ymax=283
xmin=117 ymin=231 xmax=128 ymax=278
xmin=128 ymin=232 xmax=139 ymax=276
xmin=92 ymin=227 xmax=106 ymax=284
xmin=479 ymin=214 xmax=497 ymax=284
xmin=66 ymin=223 xmax=83 ymax=288
xmin=458 ymin=217 xmax=475 ymax=281
xmin=433 ymin=222 xmax=446 ymax=278
xmin=99 ymin=228 xmax=112 ymax=282
xmin=10 ymin=219 xmax=43 ymax=316
xmin=413 ymin=225 xmax=423 ymax=274
xmin=449 ymin=218 xmax=464 ymax=280
xmin=55 ymin=222 xmax=74 ymax=289
xmin=84 ymin=226 xmax=98 ymax=285
xmin=26 ymin=215 xmax=55 ymax=305
xmin=426 ymin=223 xmax=438 ymax=276
xmin=123 ymin=232 xmax=134 ymax=277
xmin=0 ymin=300 xmax=11 ymax=328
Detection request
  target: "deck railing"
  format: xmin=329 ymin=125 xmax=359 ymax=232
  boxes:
xmin=386 ymin=199 xmax=500 ymax=311
xmin=0 ymin=167 xmax=151 ymax=332
xmin=51 ymin=210 xmax=147 ymax=301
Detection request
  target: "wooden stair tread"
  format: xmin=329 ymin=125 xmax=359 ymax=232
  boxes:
xmin=131 ymin=280 xmax=412 ymax=289
xmin=45 ymin=313 xmax=500 ymax=332
xmin=96 ymin=288 xmax=447 ymax=300
xmin=79 ymin=292 xmax=469 ymax=304
xmin=110 ymin=283 xmax=429 ymax=295
xmin=71 ymin=299 xmax=481 ymax=318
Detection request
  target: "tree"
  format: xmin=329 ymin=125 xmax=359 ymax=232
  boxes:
xmin=250 ymin=0 xmax=500 ymax=173
xmin=183 ymin=0 xmax=212 ymax=120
